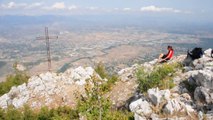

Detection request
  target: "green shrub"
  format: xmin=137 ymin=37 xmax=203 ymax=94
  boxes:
xmin=23 ymin=105 xmax=37 ymax=120
xmin=0 ymin=108 xmax=5 ymax=120
xmin=95 ymin=62 xmax=119 ymax=93
xmin=137 ymin=63 xmax=181 ymax=92
xmin=105 ymin=110 xmax=134 ymax=120
xmin=77 ymin=75 xmax=111 ymax=120
xmin=4 ymin=106 xmax=23 ymax=120
xmin=0 ymin=106 xmax=79 ymax=120
xmin=0 ymin=71 xmax=29 ymax=96
xmin=95 ymin=62 xmax=108 ymax=79
xmin=50 ymin=106 xmax=79 ymax=120
xmin=77 ymin=75 xmax=133 ymax=120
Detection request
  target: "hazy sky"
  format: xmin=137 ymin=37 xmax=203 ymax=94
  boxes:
xmin=0 ymin=0 xmax=212 ymax=16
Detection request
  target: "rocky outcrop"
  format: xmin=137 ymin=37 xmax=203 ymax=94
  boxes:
xmin=0 ymin=48 xmax=212 ymax=119
xmin=129 ymin=98 xmax=152 ymax=119
xmin=129 ymin=49 xmax=213 ymax=120
xmin=0 ymin=66 xmax=96 ymax=109
xmin=129 ymin=87 xmax=196 ymax=119
xmin=148 ymin=88 xmax=170 ymax=106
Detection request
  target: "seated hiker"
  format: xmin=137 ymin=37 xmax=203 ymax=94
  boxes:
xmin=158 ymin=46 xmax=174 ymax=63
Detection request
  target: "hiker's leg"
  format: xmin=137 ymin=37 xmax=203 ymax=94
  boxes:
xmin=159 ymin=54 xmax=164 ymax=59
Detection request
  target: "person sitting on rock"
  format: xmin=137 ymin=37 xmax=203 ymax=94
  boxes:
xmin=158 ymin=46 xmax=174 ymax=63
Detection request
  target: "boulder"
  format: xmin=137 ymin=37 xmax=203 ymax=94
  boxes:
xmin=71 ymin=67 xmax=94 ymax=85
xmin=194 ymin=87 xmax=213 ymax=104
xmin=206 ymin=110 xmax=213 ymax=120
xmin=118 ymin=65 xmax=137 ymax=82
xmin=148 ymin=88 xmax=170 ymax=106
xmin=198 ymin=111 xmax=204 ymax=120
xmin=163 ymin=93 xmax=195 ymax=115
xmin=12 ymin=97 xmax=28 ymax=108
xmin=194 ymin=70 xmax=213 ymax=89
xmin=129 ymin=99 xmax=152 ymax=118
xmin=0 ymin=94 xmax=10 ymax=109
xmin=134 ymin=113 xmax=146 ymax=120
xmin=204 ymin=48 xmax=212 ymax=58
xmin=183 ymin=66 xmax=193 ymax=72
xmin=163 ymin=98 xmax=183 ymax=115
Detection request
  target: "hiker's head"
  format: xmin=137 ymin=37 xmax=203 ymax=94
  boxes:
xmin=167 ymin=46 xmax=173 ymax=50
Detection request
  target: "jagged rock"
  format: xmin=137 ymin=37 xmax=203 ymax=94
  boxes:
xmin=204 ymin=48 xmax=213 ymax=57
xmin=163 ymin=92 xmax=195 ymax=116
xmin=71 ymin=67 xmax=94 ymax=85
xmin=0 ymin=94 xmax=10 ymax=109
xmin=120 ymin=73 xmax=134 ymax=82
xmin=7 ymin=83 xmax=30 ymax=108
xmin=148 ymin=88 xmax=170 ymax=106
xmin=12 ymin=97 xmax=28 ymax=108
xmin=198 ymin=111 xmax=204 ymax=120
xmin=129 ymin=99 xmax=152 ymax=118
xmin=195 ymin=64 xmax=204 ymax=70
xmin=194 ymin=87 xmax=213 ymax=104
xmin=206 ymin=110 xmax=213 ymax=120
xmin=183 ymin=66 xmax=193 ymax=72
xmin=39 ymin=72 xmax=57 ymax=82
xmin=118 ymin=65 xmax=137 ymax=82
xmin=134 ymin=113 xmax=146 ymax=120
xmin=193 ymin=70 xmax=213 ymax=89
xmin=118 ymin=67 xmax=132 ymax=75
xmin=0 ymin=66 xmax=96 ymax=109
xmin=150 ymin=114 xmax=160 ymax=120
xmin=163 ymin=98 xmax=183 ymax=115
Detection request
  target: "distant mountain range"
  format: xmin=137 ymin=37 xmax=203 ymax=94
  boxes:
xmin=1 ymin=15 xmax=213 ymax=32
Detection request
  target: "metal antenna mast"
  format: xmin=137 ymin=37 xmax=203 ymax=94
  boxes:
xmin=36 ymin=27 xmax=58 ymax=71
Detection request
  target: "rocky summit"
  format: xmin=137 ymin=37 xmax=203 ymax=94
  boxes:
xmin=0 ymin=48 xmax=213 ymax=120
xmin=128 ymin=48 xmax=213 ymax=120
xmin=0 ymin=66 xmax=95 ymax=109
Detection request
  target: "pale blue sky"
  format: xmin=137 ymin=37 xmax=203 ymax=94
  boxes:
xmin=0 ymin=0 xmax=212 ymax=16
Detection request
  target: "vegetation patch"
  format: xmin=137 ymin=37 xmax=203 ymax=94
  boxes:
xmin=0 ymin=70 xmax=29 ymax=96
xmin=136 ymin=62 xmax=182 ymax=93
xmin=0 ymin=105 xmax=79 ymax=120
xmin=95 ymin=62 xmax=119 ymax=93
xmin=76 ymin=75 xmax=133 ymax=120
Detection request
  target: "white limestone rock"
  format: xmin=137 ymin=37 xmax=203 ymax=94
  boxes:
xmin=0 ymin=94 xmax=10 ymax=109
xmin=134 ymin=113 xmax=146 ymax=120
xmin=129 ymin=99 xmax=152 ymax=117
xmin=71 ymin=66 xmax=94 ymax=85
xmin=194 ymin=87 xmax=213 ymax=104
xmin=39 ymin=72 xmax=57 ymax=82
xmin=148 ymin=88 xmax=170 ymax=106
xmin=149 ymin=59 xmax=158 ymax=65
xmin=12 ymin=96 xmax=28 ymax=108
xmin=204 ymin=48 xmax=212 ymax=58
xmin=163 ymin=99 xmax=183 ymax=115
xmin=194 ymin=70 xmax=213 ymax=89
